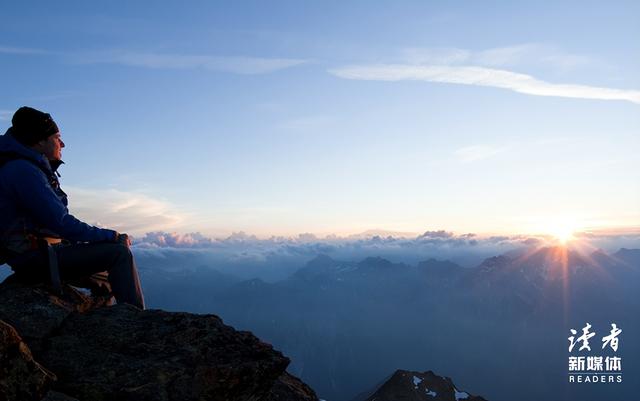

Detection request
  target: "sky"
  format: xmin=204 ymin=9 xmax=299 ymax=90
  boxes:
xmin=1 ymin=1 xmax=639 ymax=239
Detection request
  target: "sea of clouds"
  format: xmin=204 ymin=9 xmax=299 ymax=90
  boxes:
xmin=130 ymin=230 xmax=640 ymax=281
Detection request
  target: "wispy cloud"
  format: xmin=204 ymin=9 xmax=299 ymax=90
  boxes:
xmin=454 ymin=145 xmax=506 ymax=163
xmin=331 ymin=44 xmax=633 ymax=104
xmin=77 ymin=51 xmax=308 ymax=74
xmin=329 ymin=64 xmax=640 ymax=105
xmin=2 ymin=43 xmax=307 ymax=75
xmin=473 ymin=44 xmax=592 ymax=70
xmin=66 ymin=187 xmax=189 ymax=235
xmin=0 ymin=45 xmax=50 ymax=55
xmin=400 ymin=44 xmax=594 ymax=71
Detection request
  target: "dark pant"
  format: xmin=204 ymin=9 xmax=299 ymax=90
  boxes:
xmin=11 ymin=242 xmax=145 ymax=309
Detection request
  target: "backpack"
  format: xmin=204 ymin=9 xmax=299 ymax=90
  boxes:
xmin=0 ymin=152 xmax=20 ymax=266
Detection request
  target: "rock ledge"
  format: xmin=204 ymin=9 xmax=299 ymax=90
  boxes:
xmin=0 ymin=278 xmax=318 ymax=401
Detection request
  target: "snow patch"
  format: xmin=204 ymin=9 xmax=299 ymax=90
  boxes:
xmin=425 ymin=388 xmax=437 ymax=397
xmin=413 ymin=375 xmax=423 ymax=388
xmin=455 ymin=389 xmax=470 ymax=400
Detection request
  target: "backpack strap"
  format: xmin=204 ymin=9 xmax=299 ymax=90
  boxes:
xmin=41 ymin=239 xmax=62 ymax=294
xmin=0 ymin=152 xmax=20 ymax=266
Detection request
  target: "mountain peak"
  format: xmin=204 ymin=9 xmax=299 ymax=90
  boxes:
xmin=477 ymin=255 xmax=512 ymax=270
xmin=306 ymin=254 xmax=338 ymax=268
xmin=614 ymin=247 xmax=640 ymax=261
xmin=358 ymin=256 xmax=395 ymax=269
xmin=362 ymin=369 xmax=488 ymax=401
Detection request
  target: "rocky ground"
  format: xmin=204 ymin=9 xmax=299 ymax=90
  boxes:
xmin=0 ymin=277 xmax=318 ymax=401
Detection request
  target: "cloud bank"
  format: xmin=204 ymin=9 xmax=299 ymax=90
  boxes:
xmin=131 ymin=229 xmax=640 ymax=271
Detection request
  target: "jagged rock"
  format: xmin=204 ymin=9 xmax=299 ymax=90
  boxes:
xmin=0 ymin=279 xmax=112 ymax=354
xmin=264 ymin=372 xmax=319 ymax=401
xmin=39 ymin=304 xmax=291 ymax=401
xmin=361 ymin=369 xmax=487 ymax=401
xmin=0 ymin=319 xmax=56 ymax=400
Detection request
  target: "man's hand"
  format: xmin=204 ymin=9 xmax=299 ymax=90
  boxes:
xmin=116 ymin=233 xmax=132 ymax=247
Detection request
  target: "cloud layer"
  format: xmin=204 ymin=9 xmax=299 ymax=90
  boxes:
xmin=131 ymin=229 xmax=640 ymax=271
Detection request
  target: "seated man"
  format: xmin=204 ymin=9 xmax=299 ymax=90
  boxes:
xmin=0 ymin=106 xmax=145 ymax=309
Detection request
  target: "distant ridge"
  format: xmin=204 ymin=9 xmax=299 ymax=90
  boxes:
xmin=356 ymin=369 xmax=488 ymax=401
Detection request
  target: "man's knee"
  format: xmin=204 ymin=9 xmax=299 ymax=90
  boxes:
xmin=110 ymin=243 xmax=133 ymax=262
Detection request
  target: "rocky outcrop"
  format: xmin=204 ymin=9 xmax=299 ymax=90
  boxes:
xmin=0 ymin=280 xmax=113 ymax=355
xmin=264 ymin=372 xmax=319 ymax=401
xmin=0 ymin=277 xmax=318 ymax=401
xmin=42 ymin=304 xmax=291 ymax=401
xmin=360 ymin=369 xmax=487 ymax=401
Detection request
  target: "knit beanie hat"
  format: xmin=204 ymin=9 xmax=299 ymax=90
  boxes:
xmin=10 ymin=106 xmax=59 ymax=146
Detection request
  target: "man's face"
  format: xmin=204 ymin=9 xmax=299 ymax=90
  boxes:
xmin=36 ymin=132 xmax=65 ymax=161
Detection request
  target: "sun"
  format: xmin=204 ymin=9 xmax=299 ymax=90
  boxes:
xmin=549 ymin=225 xmax=576 ymax=244
xmin=530 ymin=217 xmax=581 ymax=245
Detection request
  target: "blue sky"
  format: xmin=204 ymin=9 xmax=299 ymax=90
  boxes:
xmin=1 ymin=1 xmax=639 ymax=238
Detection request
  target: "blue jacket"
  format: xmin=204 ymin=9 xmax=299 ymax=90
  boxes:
xmin=0 ymin=130 xmax=116 ymax=246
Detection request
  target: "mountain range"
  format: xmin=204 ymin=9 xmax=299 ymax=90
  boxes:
xmin=139 ymin=246 xmax=640 ymax=401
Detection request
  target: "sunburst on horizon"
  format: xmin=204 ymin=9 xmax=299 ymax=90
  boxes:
xmin=551 ymin=227 xmax=575 ymax=245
